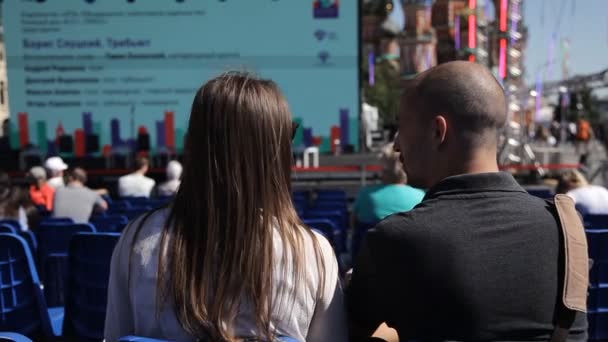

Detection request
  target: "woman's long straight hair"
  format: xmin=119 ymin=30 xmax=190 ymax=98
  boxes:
xmin=156 ymin=72 xmax=325 ymax=341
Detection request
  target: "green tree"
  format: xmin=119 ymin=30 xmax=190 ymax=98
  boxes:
xmin=361 ymin=57 xmax=401 ymax=128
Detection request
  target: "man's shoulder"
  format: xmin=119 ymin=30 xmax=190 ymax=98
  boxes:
xmin=368 ymin=208 xmax=429 ymax=242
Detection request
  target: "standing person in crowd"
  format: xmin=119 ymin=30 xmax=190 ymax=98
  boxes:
xmin=105 ymin=73 xmax=344 ymax=342
xmin=45 ymin=156 xmax=68 ymax=189
xmin=28 ymin=166 xmax=54 ymax=211
xmin=557 ymin=169 xmax=608 ymax=215
xmin=0 ymin=171 xmax=38 ymax=231
xmin=53 ymin=168 xmax=108 ymax=223
xmin=118 ymin=156 xmax=156 ymax=198
xmin=156 ymin=160 xmax=182 ymax=197
xmin=347 ymin=62 xmax=587 ymax=341
xmin=353 ymin=142 xmax=424 ymax=224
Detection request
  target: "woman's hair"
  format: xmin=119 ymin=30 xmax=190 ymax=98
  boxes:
xmin=0 ymin=171 xmax=39 ymax=228
xmin=156 ymin=72 xmax=325 ymax=341
xmin=380 ymin=142 xmax=407 ymax=184
xmin=0 ymin=171 xmax=19 ymax=218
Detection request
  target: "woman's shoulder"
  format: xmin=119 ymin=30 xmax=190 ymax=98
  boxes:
xmin=119 ymin=207 xmax=170 ymax=263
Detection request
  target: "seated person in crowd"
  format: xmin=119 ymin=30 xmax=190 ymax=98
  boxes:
xmin=353 ymin=142 xmax=424 ymax=225
xmin=118 ymin=156 xmax=156 ymax=198
xmin=0 ymin=171 xmax=37 ymax=231
xmin=347 ymin=62 xmax=587 ymax=341
xmin=44 ymin=156 xmax=68 ymax=189
xmin=156 ymin=160 xmax=182 ymax=197
xmin=557 ymin=169 xmax=608 ymax=214
xmin=105 ymin=73 xmax=344 ymax=342
xmin=53 ymin=168 xmax=108 ymax=223
xmin=28 ymin=166 xmax=54 ymax=211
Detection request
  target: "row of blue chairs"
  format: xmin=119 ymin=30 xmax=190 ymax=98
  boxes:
xmin=0 ymin=232 xmax=119 ymax=340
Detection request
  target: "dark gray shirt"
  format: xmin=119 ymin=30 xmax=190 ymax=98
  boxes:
xmin=348 ymin=172 xmax=587 ymax=341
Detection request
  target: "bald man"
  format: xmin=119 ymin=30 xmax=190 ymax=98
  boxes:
xmin=347 ymin=62 xmax=587 ymax=341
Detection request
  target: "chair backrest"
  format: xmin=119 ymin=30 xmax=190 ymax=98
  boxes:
xmin=41 ymin=217 xmax=74 ymax=225
xmin=118 ymin=336 xmax=299 ymax=342
xmin=90 ymin=215 xmax=129 ymax=233
xmin=63 ymin=233 xmax=120 ymax=340
xmin=302 ymin=219 xmax=337 ymax=245
xmin=0 ymin=224 xmax=16 ymax=234
xmin=584 ymin=214 xmax=608 ymax=230
xmin=526 ymin=188 xmax=554 ymax=199
xmin=0 ymin=234 xmax=53 ymax=337
xmin=0 ymin=332 xmax=33 ymax=342
xmin=17 ymin=231 xmax=37 ymax=254
xmin=36 ymin=223 xmax=96 ymax=306
xmin=0 ymin=220 xmax=21 ymax=232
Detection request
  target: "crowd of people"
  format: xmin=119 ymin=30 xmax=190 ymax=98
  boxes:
xmin=0 ymin=155 xmax=183 ymax=228
xmin=0 ymin=64 xmax=599 ymax=341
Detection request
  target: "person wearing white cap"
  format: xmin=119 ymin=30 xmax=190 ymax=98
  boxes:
xmin=44 ymin=156 xmax=68 ymax=189
xmin=156 ymin=160 xmax=182 ymax=197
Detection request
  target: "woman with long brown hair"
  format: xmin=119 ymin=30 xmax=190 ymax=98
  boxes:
xmin=105 ymin=73 xmax=345 ymax=342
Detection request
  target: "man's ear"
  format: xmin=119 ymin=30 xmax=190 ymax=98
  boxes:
xmin=433 ymin=115 xmax=448 ymax=145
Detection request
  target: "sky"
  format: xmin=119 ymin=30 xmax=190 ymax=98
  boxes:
xmin=523 ymin=0 xmax=608 ymax=85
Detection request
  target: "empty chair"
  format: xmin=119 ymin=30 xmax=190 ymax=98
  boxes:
xmin=0 ymin=220 xmax=21 ymax=232
xmin=36 ymin=223 xmax=96 ymax=306
xmin=109 ymin=200 xmax=132 ymax=209
xmin=304 ymin=209 xmax=345 ymax=250
xmin=119 ymin=337 xmax=170 ymax=342
xmin=118 ymin=336 xmax=300 ymax=342
xmin=0 ymin=332 xmax=33 ymax=342
xmin=17 ymin=231 xmax=37 ymax=255
xmin=588 ymin=311 xmax=608 ymax=341
xmin=526 ymin=188 xmax=554 ymax=199
xmin=585 ymin=214 xmax=608 ymax=230
xmin=315 ymin=189 xmax=346 ymax=201
xmin=41 ymin=217 xmax=74 ymax=225
xmin=63 ymin=233 xmax=120 ymax=340
xmin=310 ymin=200 xmax=347 ymax=214
xmin=0 ymin=224 xmax=16 ymax=234
xmin=0 ymin=234 xmax=62 ymax=338
xmin=107 ymin=206 xmax=151 ymax=221
xmin=302 ymin=219 xmax=337 ymax=246
xmin=90 ymin=215 xmax=129 ymax=233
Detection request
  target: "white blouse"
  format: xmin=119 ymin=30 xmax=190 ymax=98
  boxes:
xmin=104 ymin=208 xmax=346 ymax=342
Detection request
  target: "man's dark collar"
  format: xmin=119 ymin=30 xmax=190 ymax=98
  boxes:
xmin=423 ymin=172 xmax=526 ymax=201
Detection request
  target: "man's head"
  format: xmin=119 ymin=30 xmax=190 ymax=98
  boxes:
xmin=135 ymin=156 xmax=150 ymax=174
xmin=44 ymin=156 xmax=68 ymax=177
xmin=396 ymin=61 xmax=507 ymax=189
xmin=29 ymin=166 xmax=47 ymax=186
xmin=166 ymin=160 xmax=183 ymax=181
xmin=66 ymin=168 xmax=87 ymax=185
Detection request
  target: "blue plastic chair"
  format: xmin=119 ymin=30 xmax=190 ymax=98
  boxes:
xmin=302 ymin=219 xmax=337 ymax=246
xmin=62 ymin=232 xmax=120 ymax=340
xmin=41 ymin=217 xmax=74 ymax=225
xmin=526 ymin=188 xmax=554 ymax=199
xmin=588 ymin=310 xmax=608 ymax=341
xmin=119 ymin=336 xmax=299 ymax=342
xmin=90 ymin=214 xmax=129 ymax=232
xmin=316 ymin=189 xmax=346 ymax=199
xmin=0 ymin=332 xmax=33 ymax=342
xmin=0 ymin=224 xmax=16 ymax=234
xmin=0 ymin=234 xmax=62 ymax=338
xmin=584 ymin=214 xmax=608 ymax=230
xmin=109 ymin=200 xmax=133 ymax=210
xmin=108 ymin=206 xmax=151 ymax=221
xmin=587 ymin=230 xmax=608 ymax=287
xmin=36 ymin=223 xmax=96 ymax=306
xmin=17 ymin=231 xmax=37 ymax=255
xmin=0 ymin=220 xmax=21 ymax=232
xmin=119 ymin=337 xmax=168 ymax=342
xmin=304 ymin=210 xmax=346 ymax=252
